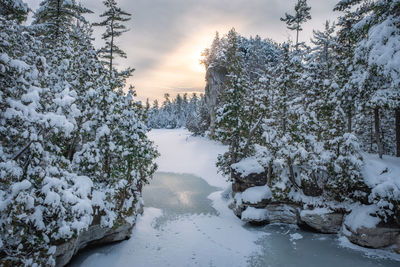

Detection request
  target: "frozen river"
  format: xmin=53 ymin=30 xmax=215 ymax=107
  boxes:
xmin=70 ymin=171 xmax=399 ymax=267
xmin=69 ymin=130 xmax=400 ymax=266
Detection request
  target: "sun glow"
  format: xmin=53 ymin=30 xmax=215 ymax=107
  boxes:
xmin=134 ymin=25 xmax=234 ymax=102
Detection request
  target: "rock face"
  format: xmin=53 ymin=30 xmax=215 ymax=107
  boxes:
xmin=343 ymin=225 xmax=400 ymax=248
xmin=229 ymin=169 xmax=400 ymax=251
xmin=55 ymin=201 xmax=144 ymax=267
xmin=395 ymin=235 xmax=400 ymax=254
xmin=55 ymin=223 xmax=134 ymax=266
xmin=299 ymin=209 xmax=344 ymax=234
xmin=231 ymin=169 xmax=268 ymax=193
xmin=204 ymin=65 xmax=227 ymax=136
xmin=241 ymin=207 xmax=269 ymax=225
xmin=265 ymin=204 xmax=299 ymax=224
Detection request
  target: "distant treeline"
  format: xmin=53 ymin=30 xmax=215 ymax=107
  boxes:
xmin=146 ymin=93 xmax=209 ymax=135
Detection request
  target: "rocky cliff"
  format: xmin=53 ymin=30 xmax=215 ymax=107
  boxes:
xmin=55 ymin=203 xmax=143 ymax=266
xmin=204 ymin=65 xmax=227 ymax=136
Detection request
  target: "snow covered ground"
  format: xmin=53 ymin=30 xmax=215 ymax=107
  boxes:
xmin=70 ymin=129 xmax=400 ymax=267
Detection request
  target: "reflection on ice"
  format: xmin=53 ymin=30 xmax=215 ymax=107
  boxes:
xmin=142 ymin=172 xmax=219 ymax=222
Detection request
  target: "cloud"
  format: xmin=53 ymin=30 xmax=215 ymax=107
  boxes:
xmin=25 ymin=0 xmax=339 ymax=102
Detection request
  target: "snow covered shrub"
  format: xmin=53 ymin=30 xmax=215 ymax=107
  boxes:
xmin=324 ymin=133 xmax=366 ymax=201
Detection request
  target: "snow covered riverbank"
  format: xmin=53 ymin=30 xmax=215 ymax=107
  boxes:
xmin=70 ymin=129 xmax=400 ymax=266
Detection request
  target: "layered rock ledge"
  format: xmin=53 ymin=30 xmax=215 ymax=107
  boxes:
xmin=230 ymin=169 xmax=400 ymax=253
xmin=55 ymin=203 xmax=143 ymax=267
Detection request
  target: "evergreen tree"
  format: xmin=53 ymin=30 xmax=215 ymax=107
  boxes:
xmin=94 ymin=0 xmax=132 ymax=74
xmin=280 ymin=0 xmax=311 ymax=48
xmin=0 ymin=0 xmax=28 ymax=23
xmin=214 ymin=29 xmax=250 ymax=176
xmin=335 ymin=0 xmax=400 ymax=158
xmin=0 ymin=1 xmax=157 ymax=265
xmin=34 ymin=0 xmax=92 ymax=37
xmin=263 ymin=43 xmax=308 ymax=195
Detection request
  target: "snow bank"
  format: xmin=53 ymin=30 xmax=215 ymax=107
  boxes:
xmin=362 ymin=153 xmax=400 ymax=203
xmin=241 ymin=185 xmax=272 ymax=204
xmin=344 ymin=205 xmax=380 ymax=231
xmin=231 ymin=157 xmax=264 ymax=176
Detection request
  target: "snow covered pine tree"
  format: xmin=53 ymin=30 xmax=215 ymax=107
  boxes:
xmin=0 ymin=0 xmax=157 ymax=265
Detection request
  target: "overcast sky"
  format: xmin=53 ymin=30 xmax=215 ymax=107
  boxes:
xmin=26 ymin=0 xmax=339 ymax=102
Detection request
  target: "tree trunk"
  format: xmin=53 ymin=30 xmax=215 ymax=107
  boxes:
xmin=287 ymin=157 xmax=300 ymax=189
xmin=109 ymin=15 xmax=115 ymax=74
xmin=370 ymin=114 xmax=373 ymax=153
xmin=396 ymin=108 xmax=400 ymax=157
xmin=374 ymin=107 xmax=383 ymax=159
xmin=243 ymin=114 xmax=264 ymax=157
xmin=267 ymin=162 xmax=273 ymax=187
xmin=347 ymin=110 xmax=352 ymax=133
xmin=229 ymin=135 xmax=239 ymax=180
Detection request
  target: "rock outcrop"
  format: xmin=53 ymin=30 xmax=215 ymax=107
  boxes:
xmin=55 ymin=223 xmax=134 ymax=266
xmin=231 ymin=169 xmax=268 ymax=193
xmin=299 ymin=209 xmax=344 ymax=234
xmin=204 ymin=65 xmax=227 ymax=136
xmin=265 ymin=204 xmax=299 ymax=224
xmin=229 ymin=168 xmax=400 ymax=252
xmin=55 ymin=202 xmax=143 ymax=267
xmin=343 ymin=224 xmax=400 ymax=248
xmin=395 ymin=235 xmax=400 ymax=254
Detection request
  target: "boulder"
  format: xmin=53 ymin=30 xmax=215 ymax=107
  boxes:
xmin=343 ymin=225 xmax=400 ymax=248
xmin=231 ymin=170 xmax=268 ymax=194
xmin=229 ymin=198 xmax=245 ymax=218
xmin=299 ymin=208 xmax=344 ymax=234
xmin=244 ymin=198 xmax=271 ymax=209
xmin=394 ymin=235 xmax=400 ymax=254
xmin=265 ymin=204 xmax=299 ymax=225
xmin=241 ymin=207 xmax=269 ymax=225
xmin=241 ymin=184 xmax=272 ymax=208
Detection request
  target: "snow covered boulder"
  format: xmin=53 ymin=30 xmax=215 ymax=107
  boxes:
xmin=343 ymin=205 xmax=400 ymax=248
xmin=231 ymin=158 xmax=268 ymax=193
xmin=231 ymin=185 xmax=272 ymax=219
xmin=265 ymin=204 xmax=299 ymax=224
xmin=344 ymin=226 xmax=400 ymax=249
xmin=241 ymin=207 xmax=269 ymax=225
xmin=241 ymin=185 xmax=272 ymax=208
xmin=230 ymin=192 xmax=246 ymax=218
xmin=299 ymin=208 xmax=344 ymax=234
